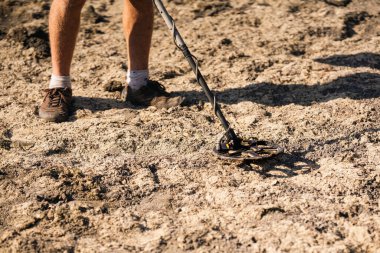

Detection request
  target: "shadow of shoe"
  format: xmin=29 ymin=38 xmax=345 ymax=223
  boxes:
xmin=73 ymin=96 xmax=129 ymax=113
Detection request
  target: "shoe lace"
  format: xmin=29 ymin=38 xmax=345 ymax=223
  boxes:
xmin=147 ymin=81 xmax=168 ymax=95
xmin=43 ymin=88 xmax=68 ymax=107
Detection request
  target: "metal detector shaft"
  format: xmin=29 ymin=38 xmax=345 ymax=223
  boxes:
xmin=153 ymin=0 xmax=239 ymax=144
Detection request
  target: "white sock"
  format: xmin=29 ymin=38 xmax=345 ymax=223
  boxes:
xmin=49 ymin=74 xmax=72 ymax=89
xmin=127 ymin=70 xmax=149 ymax=90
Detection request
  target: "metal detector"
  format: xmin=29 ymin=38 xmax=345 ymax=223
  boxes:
xmin=153 ymin=0 xmax=283 ymax=161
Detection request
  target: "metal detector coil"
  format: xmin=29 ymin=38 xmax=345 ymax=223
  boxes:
xmin=214 ymin=136 xmax=284 ymax=161
xmin=153 ymin=0 xmax=284 ymax=161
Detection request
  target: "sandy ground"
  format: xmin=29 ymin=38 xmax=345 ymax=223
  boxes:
xmin=1 ymin=0 xmax=380 ymax=252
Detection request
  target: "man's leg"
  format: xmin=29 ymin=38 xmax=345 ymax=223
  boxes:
xmin=123 ymin=0 xmax=153 ymax=71
xmin=123 ymin=0 xmax=153 ymax=91
xmin=39 ymin=0 xmax=86 ymax=122
xmin=122 ymin=0 xmax=184 ymax=108
xmin=50 ymin=0 xmax=87 ymax=77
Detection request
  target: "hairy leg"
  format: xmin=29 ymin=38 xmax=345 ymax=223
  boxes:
xmin=49 ymin=0 xmax=87 ymax=76
xmin=123 ymin=0 xmax=154 ymax=71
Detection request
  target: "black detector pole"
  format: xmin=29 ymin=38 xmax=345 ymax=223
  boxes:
xmin=153 ymin=0 xmax=239 ymax=145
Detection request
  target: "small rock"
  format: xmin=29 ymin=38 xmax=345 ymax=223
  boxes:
xmin=220 ymin=38 xmax=232 ymax=46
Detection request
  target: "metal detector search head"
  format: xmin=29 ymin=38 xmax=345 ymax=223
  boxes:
xmin=214 ymin=135 xmax=284 ymax=161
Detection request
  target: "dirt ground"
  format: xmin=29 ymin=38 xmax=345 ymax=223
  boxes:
xmin=1 ymin=0 xmax=379 ymax=252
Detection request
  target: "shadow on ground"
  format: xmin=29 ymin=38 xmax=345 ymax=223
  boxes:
xmin=177 ymin=72 xmax=380 ymax=106
xmin=238 ymin=152 xmax=320 ymax=178
xmin=238 ymin=126 xmax=380 ymax=178
xmin=72 ymin=72 xmax=379 ymax=112
xmin=73 ymin=96 xmax=129 ymax=112
xmin=315 ymin=53 xmax=380 ymax=70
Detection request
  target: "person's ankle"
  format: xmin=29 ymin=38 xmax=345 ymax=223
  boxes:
xmin=49 ymin=74 xmax=72 ymax=89
xmin=127 ymin=69 xmax=148 ymax=90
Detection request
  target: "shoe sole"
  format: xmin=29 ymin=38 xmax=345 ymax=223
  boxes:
xmin=39 ymin=108 xmax=70 ymax=123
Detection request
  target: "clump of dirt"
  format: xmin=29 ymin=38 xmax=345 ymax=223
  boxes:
xmin=103 ymin=80 xmax=123 ymax=92
xmin=0 ymin=0 xmax=50 ymax=34
xmin=7 ymin=26 xmax=50 ymax=59
xmin=0 ymin=0 xmax=50 ymax=58
xmin=341 ymin=11 xmax=372 ymax=39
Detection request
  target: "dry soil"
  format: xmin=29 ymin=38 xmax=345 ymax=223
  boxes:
xmin=0 ymin=0 xmax=379 ymax=252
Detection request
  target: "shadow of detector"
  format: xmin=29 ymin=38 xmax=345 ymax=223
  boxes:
xmin=153 ymin=0 xmax=283 ymax=161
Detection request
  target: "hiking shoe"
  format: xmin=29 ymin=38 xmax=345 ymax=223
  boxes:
xmin=122 ymin=80 xmax=185 ymax=108
xmin=39 ymin=88 xmax=73 ymax=122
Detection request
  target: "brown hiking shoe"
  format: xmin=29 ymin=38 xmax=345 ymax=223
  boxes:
xmin=39 ymin=88 xmax=73 ymax=122
xmin=122 ymin=80 xmax=185 ymax=108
